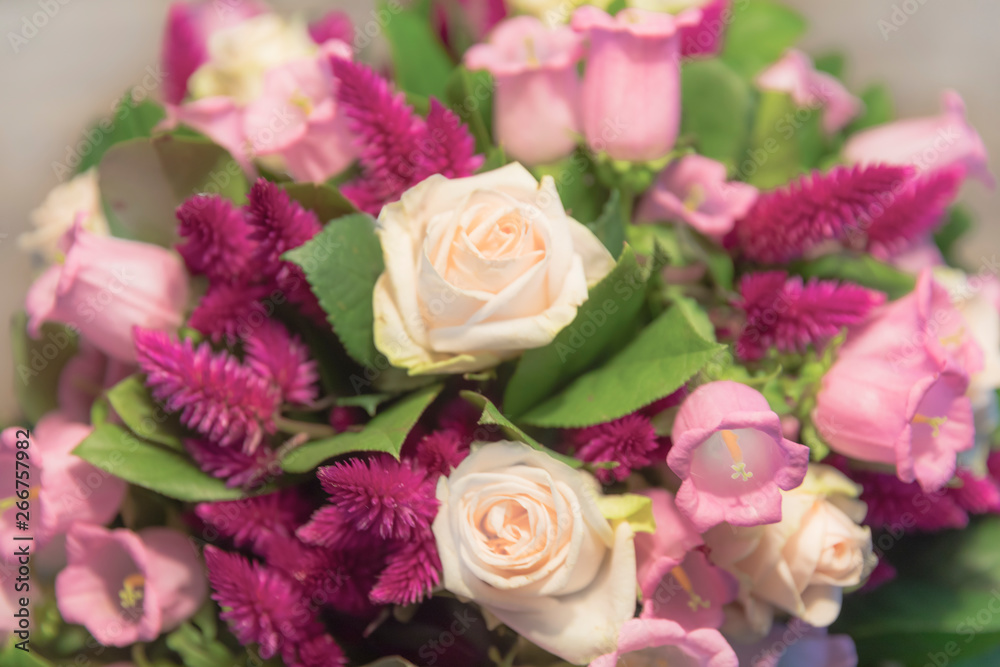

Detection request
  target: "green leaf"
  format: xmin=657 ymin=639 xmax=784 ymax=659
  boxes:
xmin=460 ymin=391 xmax=582 ymax=468
xmin=503 ymin=246 xmax=647 ymax=419
xmin=532 ymin=152 xmax=609 ymax=225
xmin=834 ymin=517 xmax=1000 ymax=665
xmin=0 ymin=644 xmax=55 ymax=667
xmin=721 ymin=0 xmax=806 ymax=78
xmin=445 ymin=67 xmax=494 ymax=154
xmin=671 ymin=295 xmax=716 ymax=342
xmin=680 ymin=59 xmax=753 ymax=170
xmin=10 ymin=313 xmax=78 ymax=424
xmin=585 ymin=189 xmax=626 ymax=258
xmin=935 ymin=206 xmax=974 ymax=264
xmin=336 ymin=393 xmax=395 ymax=417
xmin=99 ymin=134 xmax=248 ymax=247
xmin=281 ymin=182 xmax=356 ymax=223
xmin=165 ymin=622 xmax=235 ymax=667
xmin=74 ymin=95 xmax=165 ymax=175
xmin=745 ymin=90 xmax=824 ymax=189
xmin=281 ymin=384 xmax=442 ymax=472
xmin=792 ymin=253 xmax=916 ymax=300
xmin=383 ymin=0 xmax=455 ymax=100
xmin=73 ymin=423 xmax=245 ymax=501
xmin=106 ymin=375 xmax=185 ymax=450
xmin=848 ymin=84 xmax=895 ymax=133
xmin=520 ymin=305 xmax=726 ymax=428
xmin=284 ymin=213 xmax=384 ymax=368
xmin=813 ymin=52 xmax=845 ymax=80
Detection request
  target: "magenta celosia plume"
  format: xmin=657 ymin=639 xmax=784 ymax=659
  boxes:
xmin=134 ymin=328 xmax=280 ymax=450
xmin=185 ymin=437 xmax=277 ymax=488
xmin=736 ymin=271 xmax=885 ymax=360
xmin=244 ymin=320 xmax=319 ymax=406
xmin=195 ymin=490 xmax=311 ymax=553
xmin=567 ymin=413 xmax=664 ymax=483
xmin=176 ymin=194 xmax=255 ymax=283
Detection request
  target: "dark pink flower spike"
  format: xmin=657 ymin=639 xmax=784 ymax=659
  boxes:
xmin=734 ymin=164 xmax=910 ymax=263
xmin=415 ymin=429 xmax=471 ymax=477
xmin=316 ymin=455 xmax=439 ymax=540
xmin=736 ymin=271 xmax=886 ymax=361
xmin=134 ymin=328 xmax=279 ymax=450
xmin=244 ymin=320 xmax=319 ymax=406
xmin=370 ymin=534 xmax=442 ymax=606
xmin=245 ymin=179 xmax=322 ymax=274
xmin=185 ymin=438 xmax=277 ymax=489
xmin=175 ymin=194 xmax=256 ymax=283
xmin=571 ymin=413 xmax=661 ymax=484
xmin=204 ymin=547 xmax=320 ymax=659
xmin=161 ymin=3 xmax=209 ymax=105
xmin=284 ymin=633 xmax=347 ymax=667
xmin=860 ymin=163 xmax=965 ymax=259
xmin=418 ymin=99 xmax=484 ymax=180
xmin=195 ymin=490 xmax=310 ymax=553
xmin=187 ymin=282 xmax=273 ymax=345
xmin=308 ymin=10 xmax=353 ymax=45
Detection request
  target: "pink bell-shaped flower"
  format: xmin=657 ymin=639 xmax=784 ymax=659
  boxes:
xmin=590 ymin=617 xmax=738 ymax=667
xmin=465 ymin=17 xmax=583 ymax=166
xmin=55 ymin=524 xmax=207 ymax=646
xmin=756 ymin=50 xmax=862 ymax=135
xmin=669 ymin=381 xmax=810 ymax=532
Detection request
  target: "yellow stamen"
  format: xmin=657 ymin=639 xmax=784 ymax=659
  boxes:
xmin=721 ymin=430 xmax=753 ymax=481
xmin=670 ymin=565 xmax=710 ymax=611
xmin=524 ymin=37 xmax=539 ymax=67
xmin=683 ymin=184 xmax=706 ymax=212
xmin=119 ymin=574 xmax=145 ymax=609
xmin=289 ymin=91 xmax=313 ymax=116
xmin=940 ymin=327 xmax=965 ymax=348
xmin=0 ymin=488 xmax=38 ymax=513
xmin=912 ymin=414 xmax=948 ymax=438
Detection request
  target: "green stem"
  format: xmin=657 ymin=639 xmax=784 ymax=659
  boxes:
xmin=131 ymin=643 xmax=153 ymax=667
xmin=274 ymin=416 xmax=338 ymax=438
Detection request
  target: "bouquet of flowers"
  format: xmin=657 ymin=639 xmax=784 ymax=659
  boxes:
xmin=5 ymin=0 xmax=998 ymax=665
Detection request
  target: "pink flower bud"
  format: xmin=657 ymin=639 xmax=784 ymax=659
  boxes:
xmin=756 ymin=49 xmax=862 ymax=135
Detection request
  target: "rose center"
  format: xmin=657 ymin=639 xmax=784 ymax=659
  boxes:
xmin=480 ymin=499 xmax=533 ymax=555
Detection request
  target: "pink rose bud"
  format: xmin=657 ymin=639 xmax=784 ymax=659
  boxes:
xmin=756 ymin=49 xmax=862 ymax=135
xmin=814 ymin=272 xmax=978 ymax=492
xmin=844 ymin=90 xmax=994 ymax=188
xmin=25 ymin=221 xmax=189 ymax=363
xmin=668 ymin=381 xmax=810 ymax=532
xmin=637 ymin=154 xmax=758 ymax=237
xmin=56 ymin=524 xmax=207 ymax=646
xmin=571 ymin=6 xmax=701 ymax=162
xmin=465 ymin=17 xmax=583 ymax=166
xmin=591 ymin=617 xmax=738 ymax=667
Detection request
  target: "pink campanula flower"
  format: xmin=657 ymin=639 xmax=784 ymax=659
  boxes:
xmin=626 ymin=0 xmax=731 ymax=58
xmin=25 ymin=221 xmax=189 ymax=364
xmin=637 ymin=154 xmax=758 ymax=237
xmin=465 ymin=16 xmax=583 ymax=165
xmin=571 ymin=6 xmax=701 ymax=162
xmin=668 ymin=381 xmax=810 ymax=532
xmin=844 ymin=90 xmax=994 ymax=187
xmin=1 ymin=414 xmax=126 ymax=552
xmin=635 ymin=491 xmax=737 ymax=631
xmin=814 ymin=271 xmax=978 ymax=491
xmin=756 ymin=50 xmax=862 ymax=134
xmin=590 ymin=617 xmax=738 ymax=667
xmin=55 ymin=524 xmax=206 ymax=646
xmin=57 ymin=341 xmax=135 ymax=422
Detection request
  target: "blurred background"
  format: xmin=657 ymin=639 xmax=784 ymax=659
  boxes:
xmin=1 ymin=0 xmax=997 ymax=422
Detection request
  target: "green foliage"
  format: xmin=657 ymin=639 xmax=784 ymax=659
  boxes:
xmin=848 ymin=84 xmax=895 ymax=133
xmin=721 ymin=0 xmax=806 ymax=79
xmin=792 ymin=253 xmax=916 ymax=300
xmin=383 ymin=0 xmax=455 ymax=100
xmin=281 ymin=384 xmax=442 ymax=472
xmin=284 ymin=213 xmax=384 ymax=368
xmin=446 ymin=67 xmax=494 ymax=154
xmin=813 ymin=52 xmax=846 ymax=79
xmin=74 ymin=95 xmax=165 ymax=175
xmin=10 ymin=312 xmax=78 ymax=424
xmin=745 ymin=90 xmax=825 ymax=189
xmin=281 ymin=182 xmax=356 ymax=223
xmin=106 ymin=375 xmax=186 ymax=450
xmin=73 ymin=423 xmax=245 ymax=501
xmin=935 ymin=206 xmax=974 ymax=264
xmin=680 ymin=59 xmax=753 ymax=170
xmin=503 ymin=247 xmax=647 ymax=419
xmin=519 ymin=305 xmax=726 ymax=428
xmin=532 ymin=152 xmax=610 ymax=227
xmin=166 ymin=614 xmax=235 ymax=667
xmin=586 ymin=189 xmax=627 ymax=258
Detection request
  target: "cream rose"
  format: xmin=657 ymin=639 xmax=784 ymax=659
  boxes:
xmin=373 ymin=163 xmax=615 ymax=375
xmin=432 ymin=440 xmax=637 ymax=665
xmin=704 ymin=464 xmax=874 ymax=636
xmin=19 ymin=168 xmax=109 ymax=263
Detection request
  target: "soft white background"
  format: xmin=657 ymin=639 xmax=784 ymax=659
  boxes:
xmin=0 ymin=0 xmax=997 ymax=421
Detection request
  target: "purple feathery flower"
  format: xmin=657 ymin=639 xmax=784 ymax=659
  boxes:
xmin=134 ymin=328 xmax=279 ymax=449
xmin=857 ymin=164 xmax=965 ymax=259
xmin=176 ymin=194 xmax=256 ymax=283
xmin=204 ymin=546 xmax=319 ymax=659
xmin=734 ymin=164 xmax=910 ymax=263
xmin=185 ymin=438 xmax=278 ymax=488
xmin=952 ymin=468 xmax=1000 ymax=515
xmin=370 ymin=534 xmax=442 ymax=606
xmin=308 ymin=10 xmax=353 ymax=45
xmin=418 ymin=99 xmax=484 ymax=180
xmin=195 ymin=490 xmax=311 ymax=553
xmin=735 ymin=271 xmax=886 ymax=361
xmin=244 ymin=320 xmax=319 ymax=405
xmin=316 ymin=455 xmax=438 ymax=540
xmin=284 ymin=633 xmax=347 ymax=667
xmin=245 ymin=179 xmax=322 ymax=273
xmin=331 ymin=58 xmax=482 ymax=214
xmin=414 ymin=429 xmax=471 ymax=477
xmin=161 ymin=3 xmax=208 ymax=105
xmin=187 ymin=282 xmax=273 ymax=344
xmin=569 ymin=413 xmax=662 ymax=484
xmin=297 ymin=505 xmax=377 ymax=551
